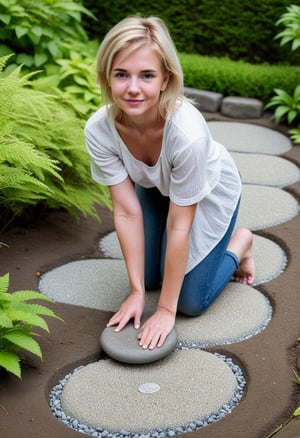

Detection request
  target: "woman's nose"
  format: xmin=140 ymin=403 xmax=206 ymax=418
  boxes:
xmin=127 ymin=77 xmax=140 ymax=93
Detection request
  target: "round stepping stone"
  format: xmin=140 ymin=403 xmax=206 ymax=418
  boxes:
xmin=253 ymin=234 xmax=287 ymax=285
xmin=208 ymin=121 xmax=292 ymax=155
xmin=99 ymin=231 xmax=122 ymax=258
xmin=231 ymin=152 xmax=300 ymax=187
xmin=100 ymin=311 xmax=178 ymax=364
xmin=236 ymin=185 xmax=299 ymax=231
xmin=100 ymin=232 xmax=122 ymax=259
xmin=60 ymin=350 xmax=239 ymax=433
xmin=39 ymin=259 xmax=131 ymax=310
xmin=176 ymin=283 xmax=272 ymax=347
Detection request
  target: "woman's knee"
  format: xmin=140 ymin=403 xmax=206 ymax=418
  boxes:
xmin=177 ymin=297 xmax=209 ymax=317
xmin=177 ymin=285 xmax=219 ymax=316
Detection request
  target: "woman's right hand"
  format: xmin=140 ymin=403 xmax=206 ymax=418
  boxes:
xmin=106 ymin=292 xmax=145 ymax=332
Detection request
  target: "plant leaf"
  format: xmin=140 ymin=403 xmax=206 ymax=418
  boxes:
xmin=0 ymin=312 xmax=13 ymax=328
xmin=0 ymin=273 xmax=9 ymax=294
xmin=3 ymin=332 xmax=42 ymax=359
xmin=6 ymin=308 xmax=49 ymax=332
xmin=293 ymin=406 xmax=300 ymax=417
xmin=0 ymin=351 xmax=21 ymax=378
xmin=8 ymin=291 xmax=54 ymax=303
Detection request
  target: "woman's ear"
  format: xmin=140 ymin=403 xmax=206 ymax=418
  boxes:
xmin=161 ymin=71 xmax=171 ymax=92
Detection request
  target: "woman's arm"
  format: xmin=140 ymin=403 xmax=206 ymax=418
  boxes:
xmin=138 ymin=201 xmax=197 ymax=349
xmin=106 ymin=177 xmax=145 ymax=331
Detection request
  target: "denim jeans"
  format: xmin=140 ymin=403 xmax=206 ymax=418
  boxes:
xmin=135 ymin=185 xmax=240 ymax=316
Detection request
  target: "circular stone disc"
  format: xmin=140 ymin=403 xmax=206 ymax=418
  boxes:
xmin=176 ymin=283 xmax=272 ymax=347
xmin=100 ymin=312 xmax=178 ymax=364
xmin=60 ymin=350 xmax=238 ymax=432
xmin=207 ymin=121 xmax=292 ymax=155
xmin=231 ymin=152 xmax=300 ymax=188
xmin=236 ymin=185 xmax=299 ymax=231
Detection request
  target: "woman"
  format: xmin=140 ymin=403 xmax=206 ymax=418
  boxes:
xmin=85 ymin=16 xmax=255 ymax=351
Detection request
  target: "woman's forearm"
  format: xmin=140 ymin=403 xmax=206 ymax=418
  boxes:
xmin=114 ymin=209 xmax=145 ymax=295
xmin=158 ymin=227 xmax=190 ymax=314
xmin=109 ymin=179 xmax=146 ymax=297
xmin=158 ymin=202 xmax=196 ymax=315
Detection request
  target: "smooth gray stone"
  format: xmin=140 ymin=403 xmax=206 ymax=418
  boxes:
xmin=100 ymin=312 xmax=178 ymax=364
xmin=221 ymin=96 xmax=263 ymax=118
xmin=184 ymin=87 xmax=223 ymax=112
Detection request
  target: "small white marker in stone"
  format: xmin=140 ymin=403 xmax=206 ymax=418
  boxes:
xmin=138 ymin=382 xmax=160 ymax=394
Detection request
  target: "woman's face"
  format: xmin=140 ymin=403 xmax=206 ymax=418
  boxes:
xmin=110 ymin=45 xmax=169 ymax=121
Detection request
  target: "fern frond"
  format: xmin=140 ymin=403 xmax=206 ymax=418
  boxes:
xmin=3 ymin=331 xmax=42 ymax=359
xmin=0 ymin=351 xmax=21 ymax=378
xmin=0 ymin=312 xmax=13 ymax=328
xmin=0 ymin=140 xmax=63 ymax=182
xmin=3 ymin=290 xmax=54 ymax=303
xmin=5 ymin=308 xmax=50 ymax=332
xmin=0 ymin=273 xmax=9 ymax=294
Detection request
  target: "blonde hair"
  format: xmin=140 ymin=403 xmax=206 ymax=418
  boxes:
xmin=96 ymin=16 xmax=184 ymax=119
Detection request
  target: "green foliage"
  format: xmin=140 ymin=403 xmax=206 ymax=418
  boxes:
xmin=289 ymin=126 xmax=300 ymax=144
xmin=265 ymin=5 xmax=300 ymax=142
xmin=0 ymin=1 xmax=101 ymax=118
xmin=32 ymin=41 xmax=101 ymax=118
xmin=0 ymin=0 xmax=95 ymax=70
xmin=0 ymin=55 xmax=111 ymax=230
xmin=0 ymin=272 xmax=62 ymax=378
xmin=293 ymin=369 xmax=300 ymax=385
xmin=275 ymin=4 xmax=300 ymax=52
xmin=82 ymin=0 xmax=295 ymax=64
xmin=265 ymin=86 xmax=300 ymax=124
xmin=180 ymin=54 xmax=300 ymax=104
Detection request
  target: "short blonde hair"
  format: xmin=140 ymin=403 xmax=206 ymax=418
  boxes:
xmin=96 ymin=16 xmax=184 ymax=119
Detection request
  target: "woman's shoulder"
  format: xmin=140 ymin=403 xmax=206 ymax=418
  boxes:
xmin=167 ymin=98 xmax=208 ymax=138
xmin=85 ymin=105 xmax=111 ymax=134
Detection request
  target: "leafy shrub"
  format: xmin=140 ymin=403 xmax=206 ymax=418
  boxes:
xmin=180 ymin=54 xmax=300 ymax=104
xmin=265 ymin=86 xmax=300 ymax=124
xmin=0 ymin=0 xmax=95 ymax=70
xmin=82 ymin=0 xmax=295 ymax=64
xmin=0 ymin=272 xmax=62 ymax=378
xmin=32 ymin=41 xmax=101 ymax=118
xmin=0 ymin=55 xmax=111 ymax=231
xmin=275 ymin=4 xmax=300 ymax=53
xmin=265 ymin=4 xmax=300 ymax=142
xmin=0 ymin=0 xmax=101 ymax=118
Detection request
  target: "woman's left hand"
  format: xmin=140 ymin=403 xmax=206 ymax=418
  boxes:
xmin=137 ymin=306 xmax=175 ymax=350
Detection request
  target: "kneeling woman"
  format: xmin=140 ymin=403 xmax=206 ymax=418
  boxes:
xmin=85 ymin=16 xmax=255 ymax=351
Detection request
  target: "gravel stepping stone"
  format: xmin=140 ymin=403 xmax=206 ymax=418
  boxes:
xmin=252 ymin=234 xmax=286 ymax=285
xmin=208 ymin=121 xmax=292 ymax=155
xmin=176 ymin=283 xmax=272 ymax=347
xmin=231 ymin=152 xmax=300 ymax=187
xmin=60 ymin=350 xmax=239 ymax=433
xmin=236 ymin=185 xmax=299 ymax=231
xmin=100 ymin=311 xmax=178 ymax=364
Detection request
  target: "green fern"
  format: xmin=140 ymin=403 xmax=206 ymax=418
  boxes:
xmin=0 ymin=55 xmax=111 ymax=230
xmin=0 ymin=273 xmax=62 ymax=378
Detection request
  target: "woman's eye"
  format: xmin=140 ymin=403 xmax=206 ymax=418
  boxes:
xmin=142 ymin=73 xmax=154 ymax=79
xmin=114 ymin=72 xmax=127 ymax=78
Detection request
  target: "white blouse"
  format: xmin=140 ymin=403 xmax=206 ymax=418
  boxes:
xmin=85 ymin=100 xmax=241 ymax=273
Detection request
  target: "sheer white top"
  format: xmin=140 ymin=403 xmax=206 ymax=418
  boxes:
xmin=85 ymin=100 xmax=241 ymax=273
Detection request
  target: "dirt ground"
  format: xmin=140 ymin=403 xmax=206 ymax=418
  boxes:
xmin=0 ymin=112 xmax=299 ymax=438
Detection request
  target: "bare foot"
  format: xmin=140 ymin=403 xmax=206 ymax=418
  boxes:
xmin=227 ymin=228 xmax=255 ymax=285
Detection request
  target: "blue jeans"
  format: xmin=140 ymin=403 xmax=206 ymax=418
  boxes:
xmin=135 ymin=185 xmax=240 ymax=316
